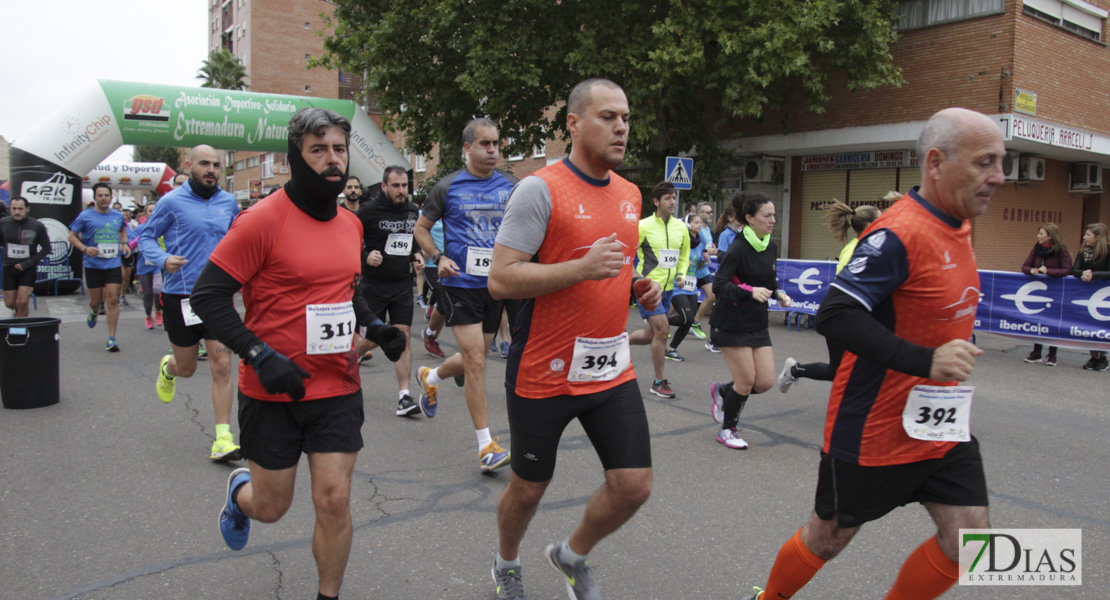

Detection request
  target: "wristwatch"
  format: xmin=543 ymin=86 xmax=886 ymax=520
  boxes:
xmin=246 ymin=344 xmax=268 ymax=365
xmin=431 ymin=253 xmax=444 ymax=263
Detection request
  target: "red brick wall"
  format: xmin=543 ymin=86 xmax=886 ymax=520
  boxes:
xmin=972 ymin=159 xmax=1090 ymax=270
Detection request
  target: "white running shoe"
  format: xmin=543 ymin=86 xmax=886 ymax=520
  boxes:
xmin=716 ymin=427 xmax=749 ymax=449
xmin=777 ymin=357 xmax=798 ymax=393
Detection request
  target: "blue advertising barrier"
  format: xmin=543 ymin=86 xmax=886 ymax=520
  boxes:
xmin=748 ymin=259 xmax=1110 ymax=351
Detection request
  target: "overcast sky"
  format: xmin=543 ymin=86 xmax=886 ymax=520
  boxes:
xmin=0 ymin=0 xmax=208 ymax=162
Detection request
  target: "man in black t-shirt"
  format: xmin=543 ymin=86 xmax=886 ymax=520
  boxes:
xmin=1 ymin=197 xmax=50 ymax=317
xmin=356 ymin=166 xmax=424 ymax=416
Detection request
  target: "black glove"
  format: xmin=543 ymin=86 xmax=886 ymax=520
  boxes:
xmin=247 ymin=344 xmax=311 ymax=401
xmin=365 ymin=323 xmax=407 ymax=362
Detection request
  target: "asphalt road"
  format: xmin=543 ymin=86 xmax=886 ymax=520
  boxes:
xmin=0 ymin=293 xmax=1105 ymax=599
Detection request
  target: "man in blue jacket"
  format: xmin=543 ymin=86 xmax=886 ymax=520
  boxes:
xmin=139 ymin=144 xmax=242 ymax=461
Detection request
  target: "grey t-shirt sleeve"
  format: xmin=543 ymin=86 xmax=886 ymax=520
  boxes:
xmin=421 ymin=170 xmax=459 ymax=223
xmin=495 ymin=176 xmax=552 ymax=256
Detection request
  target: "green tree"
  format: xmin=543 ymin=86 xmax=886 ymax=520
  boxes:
xmin=132 ymin=145 xmax=182 ymax=173
xmin=197 ymin=49 xmax=249 ymax=90
xmin=319 ymin=0 xmax=904 ymax=202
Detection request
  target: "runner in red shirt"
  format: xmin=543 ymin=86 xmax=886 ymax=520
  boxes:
xmin=190 ymin=108 xmax=405 ymax=600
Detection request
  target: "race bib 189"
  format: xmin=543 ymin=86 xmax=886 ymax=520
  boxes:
xmin=306 ymin=302 xmax=355 ymax=355
xmin=466 ymin=246 xmax=493 ymax=277
xmin=902 ymin=385 xmax=973 ymax=442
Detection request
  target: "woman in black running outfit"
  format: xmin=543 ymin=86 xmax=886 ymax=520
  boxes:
xmin=708 ymin=193 xmax=791 ymax=450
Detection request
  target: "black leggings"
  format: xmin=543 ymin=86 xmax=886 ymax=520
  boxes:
xmin=137 ymin=273 xmax=161 ymax=317
xmin=667 ymin=294 xmax=697 ymax=348
xmin=793 ymin=337 xmax=845 ymax=382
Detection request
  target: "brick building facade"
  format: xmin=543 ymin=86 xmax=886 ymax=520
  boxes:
xmin=728 ymin=0 xmax=1109 ymax=270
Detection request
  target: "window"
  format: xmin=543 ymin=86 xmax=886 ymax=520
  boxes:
xmin=305 ymin=54 xmax=311 ymax=62
xmin=415 ymin=155 xmax=427 ymax=173
xmin=235 ymin=160 xmax=245 ymax=171
xmin=505 ymin=137 xmax=524 ymax=161
xmin=1023 ymin=0 xmax=1105 ymax=41
xmin=897 ymin=0 xmax=1004 ymax=30
xmin=247 ymin=156 xmax=259 ymax=168
xmin=261 ymin=153 xmax=273 ymax=179
xmin=304 ymin=85 xmax=311 ymax=93
xmin=304 ymin=22 xmax=311 ymax=29
xmin=226 ymin=175 xmax=234 ymax=192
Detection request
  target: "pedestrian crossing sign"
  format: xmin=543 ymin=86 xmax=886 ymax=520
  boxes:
xmin=665 ymin=156 xmax=693 ymax=190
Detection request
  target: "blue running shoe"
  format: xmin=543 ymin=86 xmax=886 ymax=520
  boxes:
xmin=87 ymin=309 xmax=98 ymax=328
xmin=219 ymin=467 xmax=251 ymax=551
xmin=105 ymin=336 xmax=120 ymax=352
xmin=479 ymin=438 xmax=511 ymax=472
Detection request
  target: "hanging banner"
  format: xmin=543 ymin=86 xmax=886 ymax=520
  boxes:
xmin=82 ymin=162 xmax=177 ymax=196
xmin=9 ymin=80 xmax=407 ymax=294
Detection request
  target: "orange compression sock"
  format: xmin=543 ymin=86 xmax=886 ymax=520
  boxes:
xmin=762 ymin=527 xmax=828 ymax=599
xmin=883 ymin=535 xmax=958 ymax=600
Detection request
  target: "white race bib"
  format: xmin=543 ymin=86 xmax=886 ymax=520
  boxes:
xmin=97 ymin=243 xmax=118 ymax=259
xmin=465 ymin=246 xmax=493 ymax=277
xmin=902 ymin=385 xmax=973 ymax=442
xmin=6 ymin=244 xmax=29 ymax=259
xmin=385 ymin=233 xmax=413 ymax=256
xmin=305 ymin=302 xmax=355 ymax=355
xmin=568 ymin=333 xmax=631 ymax=383
xmin=180 ymin=298 xmax=203 ymax=327
xmin=659 ymin=249 xmax=679 ymax=269
xmin=683 ymin=275 xmax=698 ymax=290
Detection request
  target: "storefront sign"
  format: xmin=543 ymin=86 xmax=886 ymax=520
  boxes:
xmin=1003 ymin=115 xmax=1094 ymax=151
xmin=801 ymin=150 xmax=918 ymax=172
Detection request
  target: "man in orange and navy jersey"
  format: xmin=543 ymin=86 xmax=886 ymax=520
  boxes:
xmin=741 ymin=108 xmax=1006 ymax=600
xmin=487 ymin=78 xmax=661 ymax=600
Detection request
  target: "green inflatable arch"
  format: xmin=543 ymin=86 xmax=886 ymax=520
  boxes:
xmin=9 ymin=80 xmax=407 ymax=293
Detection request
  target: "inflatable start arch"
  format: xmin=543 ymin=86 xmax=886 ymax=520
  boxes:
xmin=10 ymin=80 xmax=406 ymax=293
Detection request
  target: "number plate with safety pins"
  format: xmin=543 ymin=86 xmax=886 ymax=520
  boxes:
xmin=568 ymin=333 xmax=630 ymax=382
xmin=902 ymin=385 xmax=972 ymax=442
xmin=306 ymin=302 xmax=355 ymax=355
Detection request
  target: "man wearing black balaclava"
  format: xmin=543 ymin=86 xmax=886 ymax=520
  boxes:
xmin=190 ymin=107 xmax=405 ymax=600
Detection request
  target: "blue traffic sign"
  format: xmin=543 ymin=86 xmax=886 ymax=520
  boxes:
xmin=665 ymin=156 xmax=693 ymax=190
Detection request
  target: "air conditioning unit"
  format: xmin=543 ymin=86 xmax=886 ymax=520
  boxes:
xmin=1070 ymin=162 xmax=1104 ymax=192
xmin=1001 ymin=151 xmax=1020 ymax=181
xmin=742 ymin=159 xmax=779 ymax=183
xmin=1019 ymin=157 xmax=1045 ymax=182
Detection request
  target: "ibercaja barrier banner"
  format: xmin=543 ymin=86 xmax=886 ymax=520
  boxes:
xmin=771 ymin=259 xmax=1110 ymax=352
xmin=10 ymin=80 xmax=407 ymax=295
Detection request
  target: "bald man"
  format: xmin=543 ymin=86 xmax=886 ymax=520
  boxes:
xmin=139 ymin=144 xmax=244 ymax=462
xmin=741 ymin=108 xmax=1005 ymax=600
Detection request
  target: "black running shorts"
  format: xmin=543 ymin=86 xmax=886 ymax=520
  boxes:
xmin=361 ymin=278 xmax=415 ymax=327
xmin=161 ymin=292 xmax=213 ymax=347
xmin=2 ymin=265 xmax=36 ymax=290
xmin=506 ymin=379 xmax=653 ymax=482
xmin=814 ymin=436 xmax=989 ymax=528
xmin=440 ymin=285 xmax=503 ymax=333
xmin=85 ymin=267 xmax=122 ymax=289
xmin=238 ymin=390 xmax=365 ymax=471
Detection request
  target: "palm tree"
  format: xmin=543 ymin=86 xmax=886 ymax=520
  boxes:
xmin=197 ymin=50 xmax=249 ymax=90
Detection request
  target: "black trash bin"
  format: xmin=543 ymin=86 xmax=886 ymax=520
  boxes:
xmin=0 ymin=317 xmax=61 ymax=409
